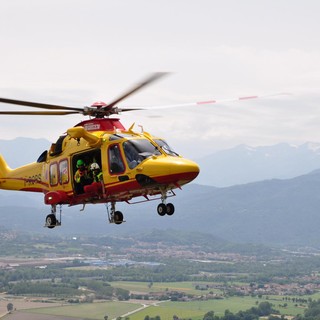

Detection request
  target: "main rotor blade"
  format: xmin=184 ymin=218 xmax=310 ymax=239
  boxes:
xmin=132 ymin=93 xmax=289 ymax=110
xmin=0 ymin=111 xmax=80 ymax=115
xmin=107 ymin=72 xmax=168 ymax=109
xmin=0 ymin=97 xmax=83 ymax=112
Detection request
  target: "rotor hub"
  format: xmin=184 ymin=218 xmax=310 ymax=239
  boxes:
xmin=91 ymin=101 xmax=108 ymax=109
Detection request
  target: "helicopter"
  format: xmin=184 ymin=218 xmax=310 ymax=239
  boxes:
xmin=0 ymin=73 xmax=203 ymax=228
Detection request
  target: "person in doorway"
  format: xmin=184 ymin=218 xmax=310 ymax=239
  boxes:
xmin=89 ymin=162 xmax=103 ymax=182
xmin=74 ymin=159 xmax=91 ymax=193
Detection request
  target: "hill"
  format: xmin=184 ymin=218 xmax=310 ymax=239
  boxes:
xmin=1 ymin=170 xmax=320 ymax=247
xmin=1 ymin=138 xmax=320 ymax=247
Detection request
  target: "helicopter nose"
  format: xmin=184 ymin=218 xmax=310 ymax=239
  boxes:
xmin=135 ymin=156 xmax=200 ymax=187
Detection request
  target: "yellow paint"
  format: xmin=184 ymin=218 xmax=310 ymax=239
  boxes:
xmin=0 ymin=125 xmax=200 ymax=203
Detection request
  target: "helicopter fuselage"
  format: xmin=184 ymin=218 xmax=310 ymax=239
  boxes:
xmin=0 ymin=118 xmax=200 ymax=226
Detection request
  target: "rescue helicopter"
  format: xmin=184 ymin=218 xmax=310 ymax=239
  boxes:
xmin=0 ymin=73 xmax=273 ymax=228
xmin=0 ymin=73 xmax=203 ymax=228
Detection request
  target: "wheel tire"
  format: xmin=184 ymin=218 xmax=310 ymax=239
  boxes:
xmin=46 ymin=214 xmax=57 ymax=229
xmin=157 ymin=203 xmax=167 ymax=216
xmin=166 ymin=203 xmax=175 ymax=216
xmin=114 ymin=211 xmax=124 ymax=225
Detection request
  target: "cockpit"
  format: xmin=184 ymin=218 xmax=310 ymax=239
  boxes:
xmin=108 ymin=134 xmax=179 ymax=172
xmin=123 ymin=139 xmax=161 ymax=169
xmin=153 ymin=139 xmax=179 ymax=157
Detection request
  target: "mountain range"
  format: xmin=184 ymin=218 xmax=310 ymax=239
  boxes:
xmin=196 ymin=142 xmax=320 ymax=187
xmin=1 ymin=138 xmax=320 ymax=247
xmin=1 ymin=170 xmax=320 ymax=247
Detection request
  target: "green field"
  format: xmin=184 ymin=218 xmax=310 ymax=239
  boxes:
xmin=111 ymin=280 xmax=222 ymax=295
xmin=24 ymin=301 xmax=141 ymax=320
xmin=22 ymin=294 xmax=307 ymax=320
xmin=129 ymin=296 xmax=306 ymax=320
xmin=19 ymin=281 xmax=311 ymax=320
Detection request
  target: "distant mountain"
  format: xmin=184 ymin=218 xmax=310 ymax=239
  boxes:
xmin=1 ymin=170 xmax=320 ymax=247
xmin=196 ymin=142 xmax=320 ymax=187
xmin=2 ymin=138 xmax=320 ymax=247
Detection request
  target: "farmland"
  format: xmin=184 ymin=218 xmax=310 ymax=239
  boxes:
xmin=1 ymin=229 xmax=320 ymax=319
xmin=1 ymin=291 xmax=309 ymax=320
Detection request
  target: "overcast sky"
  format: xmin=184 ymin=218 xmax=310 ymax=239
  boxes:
xmin=0 ymin=0 xmax=320 ymax=159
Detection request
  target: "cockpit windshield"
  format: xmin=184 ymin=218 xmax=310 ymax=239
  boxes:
xmin=154 ymin=139 xmax=179 ymax=156
xmin=123 ymin=139 xmax=161 ymax=169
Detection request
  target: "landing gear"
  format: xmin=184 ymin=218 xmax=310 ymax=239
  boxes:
xmin=157 ymin=202 xmax=175 ymax=216
xmin=157 ymin=189 xmax=175 ymax=216
xmin=157 ymin=203 xmax=167 ymax=216
xmin=45 ymin=214 xmax=57 ymax=229
xmin=106 ymin=202 xmax=124 ymax=225
xmin=45 ymin=204 xmax=61 ymax=229
xmin=166 ymin=203 xmax=175 ymax=216
xmin=114 ymin=211 xmax=124 ymax=225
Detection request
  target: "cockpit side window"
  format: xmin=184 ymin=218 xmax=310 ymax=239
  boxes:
xmin=123 ymin=139 xmax=161 ymax=169
xmin=108 ymin=144 xmax=125 ymax=174
xmin=123 ymin=141 xmax=142 ymax=169
xmin=154 ymin=139 xmax=179 ymax=156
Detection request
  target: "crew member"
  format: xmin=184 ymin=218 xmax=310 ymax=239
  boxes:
xmin=89 ymin=162 xmax=103 ymax=182
xmin=74 ymin=159 xmax=91 ymax=193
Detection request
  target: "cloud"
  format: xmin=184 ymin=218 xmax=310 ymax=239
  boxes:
xmin=1 ymin=1 xmax=320 ymax=158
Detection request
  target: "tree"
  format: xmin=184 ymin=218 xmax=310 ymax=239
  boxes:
xmin=7 ymin=303 xmax=13 ymax=313
xmin=203 ymin=311 xmax=215 ymax=320
xmin=257 ymin=301 xmax=275 ymax=316
xmin=104 ymin=316 xmax=108 ymax=320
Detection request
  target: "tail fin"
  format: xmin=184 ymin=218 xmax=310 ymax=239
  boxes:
xmin=0 ymin=154 xmax=12 ymax=178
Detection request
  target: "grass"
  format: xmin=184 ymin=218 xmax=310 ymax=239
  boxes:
xmin=111 ymin=280 xmax=222 ymax=295
xmin=24 ymin=301 xmax=141 ymax=320
xmin=129 ymin=296 xmax=307 ymax=320
xmin=23 ymin=295 xmax=306 ymax=320
xmin=21 ymin=280 xmax=315 ymax=320
xmin=128 ymin=298 xmax=263 ymax=320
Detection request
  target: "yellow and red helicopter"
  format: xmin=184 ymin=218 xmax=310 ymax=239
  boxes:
xmin=0 ymin=73 xmax=203 ymax=228
xmin=0 ymin=73 xmax=272 ymax=228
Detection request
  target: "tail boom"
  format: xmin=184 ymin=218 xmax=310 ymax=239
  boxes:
xmin=0 ymin=155 xmax=45 ymax=192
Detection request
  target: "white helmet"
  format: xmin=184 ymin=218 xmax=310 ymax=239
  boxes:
xmin=90 ymin=163 xmax=100 ymax=170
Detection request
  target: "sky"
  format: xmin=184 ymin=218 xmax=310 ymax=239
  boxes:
xmin=1 ymin=0 xmax=320 ymax=159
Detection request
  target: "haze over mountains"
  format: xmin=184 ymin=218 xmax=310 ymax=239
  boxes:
xmin=1 ymin=138 xmax=320 ymax=247
xmin=196 ymin=142 xmax=320 ymax=187
xmin=0 ymin=137 xmax=50 ymax=168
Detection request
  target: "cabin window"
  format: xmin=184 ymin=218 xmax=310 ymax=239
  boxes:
xmin=59 ymin=159 xmax=69 ymax=184
xmin=49 ymin=163 xmax=58 ymax=186
xmin=108 ymin=144 xmax=125 ymax=174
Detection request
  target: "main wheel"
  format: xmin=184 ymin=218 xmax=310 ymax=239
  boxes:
xmin=114 ymin=211 xmax=124 ymax=225
xmin=46 ymin=214 xmax=57 ymax=229
xmin=157 ymin=203 xmax=167 ymax=216
xmin=166 ymin=203 xmax=175 ymax=216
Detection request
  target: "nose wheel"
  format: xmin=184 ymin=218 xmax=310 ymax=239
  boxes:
xmin=157 ymin=189 xmax=175 ymax=216
xmin=157 ymin=203 xmax=175 ymax=216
